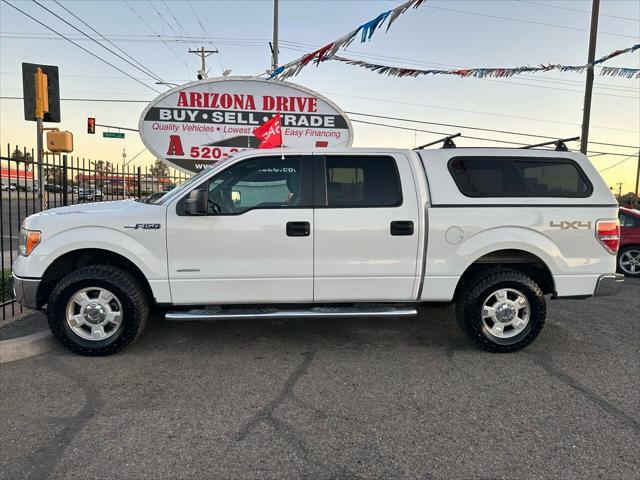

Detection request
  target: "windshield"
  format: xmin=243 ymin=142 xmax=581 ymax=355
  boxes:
xmin=154 ymin=167 xmax=212 ymax=205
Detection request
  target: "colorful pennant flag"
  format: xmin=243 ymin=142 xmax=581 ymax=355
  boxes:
xmin=269 ymin=0 xmax=428 ymax=79
xmin=330 ymin=44 xmax=640 ymax=80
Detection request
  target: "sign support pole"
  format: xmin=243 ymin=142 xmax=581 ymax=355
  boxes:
xmin=272 ymin=0 xmax=279 ymax=71
xmin=34 ymin=67 xmax=48 ymax=206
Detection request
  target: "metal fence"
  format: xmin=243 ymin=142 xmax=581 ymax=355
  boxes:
xmin=1 ymin=143 xmax=191 ymax=321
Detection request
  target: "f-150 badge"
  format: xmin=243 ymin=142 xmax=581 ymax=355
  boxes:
xmin=549 ymin=221 xmax=592 ymax=230
xmin=124 ymin=223 xmax=161 ymax=230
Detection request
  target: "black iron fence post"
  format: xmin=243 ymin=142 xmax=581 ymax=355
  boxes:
xmin=137 ymin=167 xmax=142 ymax=198
xmin=62 ymin=154 xmax=68 ymax=206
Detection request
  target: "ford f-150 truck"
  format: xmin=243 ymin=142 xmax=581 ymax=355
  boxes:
xmin=12 ymin=147 xmax=623 ymax=355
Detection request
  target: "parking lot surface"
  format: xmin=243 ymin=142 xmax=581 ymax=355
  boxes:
xmin=1 ymin=279 xmax=638 ymax=480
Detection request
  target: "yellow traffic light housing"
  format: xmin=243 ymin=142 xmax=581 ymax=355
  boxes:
xmin=34 ymin=67 xmax=49 ymax=119
xmin=47 ymin=129 xmax=73 ymax=153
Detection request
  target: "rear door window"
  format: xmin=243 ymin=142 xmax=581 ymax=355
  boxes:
xmin=448 ymin=157 xmax=592 ymax=198
xmin=324 ymin=156 xmax=402 ymax=207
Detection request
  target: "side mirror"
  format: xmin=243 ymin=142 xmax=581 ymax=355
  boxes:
xmin=184 ymin=189 xmax=207 ymax=215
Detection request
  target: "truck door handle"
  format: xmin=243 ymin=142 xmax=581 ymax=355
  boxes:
xmin=286 ymin=221 xmax=310 ymax=237
xmin=390 ymin=221 xmax=414 ymax=236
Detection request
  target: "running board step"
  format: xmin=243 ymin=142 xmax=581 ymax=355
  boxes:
xmin=165 ymin=306 xmax=418 ymax=321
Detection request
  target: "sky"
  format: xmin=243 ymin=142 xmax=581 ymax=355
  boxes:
xmin=1 ymin=0 xmax=639 ymax=192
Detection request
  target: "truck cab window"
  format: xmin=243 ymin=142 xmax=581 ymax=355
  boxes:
xmin=206 ymin=157 xmax=305 ymax=214
xmin=448 ymin=157 xmax=592 ymax=198
xmin=325 ymin=156 xmax=402 ymax=207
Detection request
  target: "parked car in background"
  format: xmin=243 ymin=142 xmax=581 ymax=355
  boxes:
xmin=44 ymin=184 xmax=63 ymax=193
xmin=617 ymin=207 xmax=640 ymax=278
xmin=1 ymin=181 xmax=7 ymax=191
xmin=79 ymin=188 xmax=103 ymax=202
xmin=139 ymin=191 xmax=166 ymax=204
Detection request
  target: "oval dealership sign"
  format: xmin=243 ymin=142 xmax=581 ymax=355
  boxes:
xmin=139 ymin=77 xmax=353 ymax=173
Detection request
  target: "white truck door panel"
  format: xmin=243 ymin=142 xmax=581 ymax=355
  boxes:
xmin=167 ymin=155 xmax=313 ymax=304
xmin=314 ymin=153 xmax=421 ymax=302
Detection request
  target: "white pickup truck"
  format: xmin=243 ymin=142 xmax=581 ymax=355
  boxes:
xmin=12 ymin=147 xmax=623 ymax=355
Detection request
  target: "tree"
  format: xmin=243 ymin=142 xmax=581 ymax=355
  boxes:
xmin=10 ymin=146 xmax=34 ymax=171
xmin=92 ymin=160 xmax=114 ymax=189
xmin=150 ymin=159 xmax=170 ymax=179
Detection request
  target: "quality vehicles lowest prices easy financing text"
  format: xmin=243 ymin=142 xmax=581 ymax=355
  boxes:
xmin=12 ymin=147 xmax=623 ymax=355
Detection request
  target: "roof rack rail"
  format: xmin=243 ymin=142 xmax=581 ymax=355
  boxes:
xmin=414 ymin=133 xmax=461 ymax=150
xmin=520 ymin=136 xmax=580 ymax=152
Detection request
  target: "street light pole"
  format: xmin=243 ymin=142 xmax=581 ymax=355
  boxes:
xmin=580 ymin=0 xmax=600 ymax=154
xmin=272 ymin=0 xmax=279 ymax=71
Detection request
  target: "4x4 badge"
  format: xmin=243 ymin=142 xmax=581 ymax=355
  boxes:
xmin=549 ymin=221 xmax=592 ymax=230
xmin=124 ymin=223 xmax=161 ymax=230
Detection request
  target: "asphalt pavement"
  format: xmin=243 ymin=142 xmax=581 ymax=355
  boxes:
xmin=1 ymin=279 xmax=639 ymax=480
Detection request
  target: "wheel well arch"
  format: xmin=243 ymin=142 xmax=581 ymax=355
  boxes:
xmin=37 ymin=248 xmax=154 ymax=308
xmin=454 ymin=249 xmax=555 ymax=300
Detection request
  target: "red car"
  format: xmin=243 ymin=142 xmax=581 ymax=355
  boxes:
xmin=617 ymin=207 xmax=640 ymax=278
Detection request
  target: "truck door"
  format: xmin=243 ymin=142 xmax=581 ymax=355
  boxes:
xmin=313 ymin=153 xmax=421 ymax=302
xmin=166 ymin=155 xmax=314 ymax=305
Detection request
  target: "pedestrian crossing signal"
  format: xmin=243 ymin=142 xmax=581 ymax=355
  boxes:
xmin=87 ymin=117 xmax=95 ymax=134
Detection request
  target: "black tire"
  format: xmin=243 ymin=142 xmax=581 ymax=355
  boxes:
xmin=455 ymin=269 xmax=546 ymax=353
xmin=47 ymin=265 xmax=149 ymax=356
xmin=617 ymin=245 xmax=640 ymax=278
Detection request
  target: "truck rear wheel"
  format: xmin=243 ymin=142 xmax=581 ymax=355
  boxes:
xmin=47 ymin=265 xmax=149 ymax=356
xmin=455 ymin=269 xmax=546 ymax=352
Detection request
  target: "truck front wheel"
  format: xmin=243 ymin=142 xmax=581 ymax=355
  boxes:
xmin=455 ymin=269 xmax=546 ymax=353
xmin=47 ymin=265 xmax=149 ymax=356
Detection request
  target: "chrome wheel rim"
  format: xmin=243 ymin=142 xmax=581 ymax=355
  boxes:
xmin=65 ymin=287 xmax=123 ymax=341
xmin=619 ymin=249 xmax=640 ymax=275
xmin=481 ymin=288 xmax=530 ymax=339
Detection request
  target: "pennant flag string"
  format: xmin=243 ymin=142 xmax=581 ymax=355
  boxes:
xmin=330 ymin=43 xmax=640 ymax=80
xmin=269 ymin=0 xmax=428 ymax=80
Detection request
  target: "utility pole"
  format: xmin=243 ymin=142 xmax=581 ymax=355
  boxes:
xmin=189 ymin=47 xmax=218 ymax=80
xmin=271 ymin=0 xmax=279 ymax=71
xmin=580 ymin=0 xmax=600 ymax=154
xmin=614 ymin=182 xmax=624 ymax=201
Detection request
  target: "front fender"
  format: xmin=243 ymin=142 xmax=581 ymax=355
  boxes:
xmin=13 ymin=226 xmax=167 ymax=280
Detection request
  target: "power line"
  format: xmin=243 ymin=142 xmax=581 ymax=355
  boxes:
xmin=50 ymin=0 xmax=166 ymax=85
xmin=323 ymin=91 xmax=638 ymax=133
xmin=1 ymin=0 xmax=161 ymax=93
xmin=346 ymin=111 xmax=640 ymax=149
xmin=348 ymin=118 xmax=635 ymax=157
xmin=517 ymin=0 xmax=640 ymax=22
xmin=0 ymin=93 xmax=635 ymax=155
xmin=159 ymin=0 xmax=194 ymax=49
xmin=33 ymin=0 xmax=167 ymax=87
xmin=123 ymin=0 xmax=194 ymax=75
xmin=186 ymin=0 xmax=225 ymax=74
xmin=599 ymin=152 xmax=640 ymax=172
xmin=1 ymin=95 xmax=148 ymax=103
xmin=424 ymin=4 xmax=638 ymax=39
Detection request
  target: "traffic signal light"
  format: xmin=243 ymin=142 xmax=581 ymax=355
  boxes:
xmin=87 ymin=117 xmax=95 ymax=134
